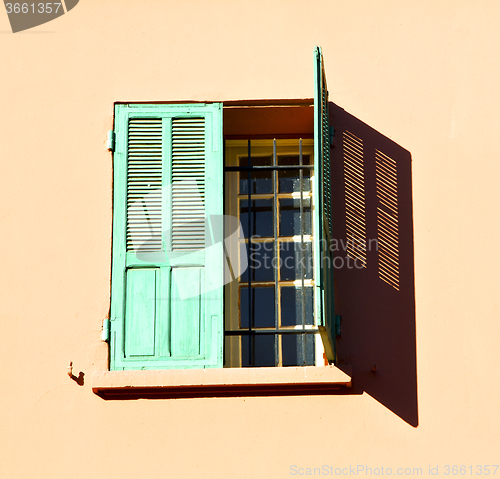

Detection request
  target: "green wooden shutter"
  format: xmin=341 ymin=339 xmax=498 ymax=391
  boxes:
xmin=110 ymin=103 xmax=224 ymax=370
xmin=313 ymin=47 xmax=337 ymax=362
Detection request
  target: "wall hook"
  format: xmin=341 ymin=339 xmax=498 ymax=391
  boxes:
xmin=67 ymin=361 xmax=85 ymax=386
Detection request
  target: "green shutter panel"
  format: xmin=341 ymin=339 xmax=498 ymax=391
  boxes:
xmin=313 ymin=47 xmax=337 ymax=362
xmin=110 ymin=103 xmax=224 ymax=370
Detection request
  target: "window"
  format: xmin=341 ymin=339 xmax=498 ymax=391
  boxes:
xmin=107 ymin=47 xmax=337 ymax=371
xmin=224 ymin=139 xmax=321 ymax=367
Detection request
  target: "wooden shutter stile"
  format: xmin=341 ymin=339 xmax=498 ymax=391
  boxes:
xmin=314 ymin=47 xmax=337 ymax=363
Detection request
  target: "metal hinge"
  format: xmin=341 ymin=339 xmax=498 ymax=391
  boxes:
xmin=106 ymin=130 xmax=115 ymax=151
xmin=329 ymin=125 xmax=335 ymax=147
xmin=101 ymin=318 xmax=111 ymax=342
xmin=335 ymin=314 xmax=342 ymax=336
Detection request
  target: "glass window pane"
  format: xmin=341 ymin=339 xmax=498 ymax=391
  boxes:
xmin=240 ymin=286 xmax=275 ymax=328
xmin=244 ymin=155 xmax=273 ymax=167
xmin=277 ymin=155 xmax=311 ymax=193
xmin=239 ymin=156 xmax=273 ymax=194
xmin=282 ymin=334 xmax=315 ymax=366
xmin=240 ymin=199 xmax=274 ymax=238
xmin=239 ymin=242 xmax=274 ymax=283
xmin=279 ymin=242 xmax=313 ymax=281
xmin=277 ymin=155 xmax=311 ymax=166
xmin=278 ymin=169 xmax=311 ymax=194
xmin=280 ymin=286 xmax=314 ymax=326
xmin=279 ymin=198 xmax=311 ymax=237
xmin=242 ymin=334 xmax=276 ymax=367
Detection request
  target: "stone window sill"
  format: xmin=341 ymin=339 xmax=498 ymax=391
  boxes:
xmin=92 ymin=365 xmax=351 ymax=399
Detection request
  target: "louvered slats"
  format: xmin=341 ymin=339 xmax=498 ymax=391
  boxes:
xmin=171 ymin=118 xmax=206 ymax=250
xmin=126 ymin=118 xmax=163 ymax=252
xmin=322 ymin=81 xmax=333 ymax=241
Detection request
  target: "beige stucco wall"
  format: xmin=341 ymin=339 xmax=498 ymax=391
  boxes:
xmin=1 ymin=1 xmax=499 ymax=477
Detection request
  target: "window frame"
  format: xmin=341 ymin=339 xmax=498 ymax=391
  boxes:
xmin=92 ymin=46 xmax=347 ymax=396
xmin=223 ymin=139 xmax=326 ymax=368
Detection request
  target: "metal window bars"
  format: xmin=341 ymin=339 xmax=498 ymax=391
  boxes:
xmin=224 ymin=139 xmax=318 ymax=367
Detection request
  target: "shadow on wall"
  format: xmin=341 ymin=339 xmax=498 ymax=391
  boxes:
xmin=330 ymin=103 xmax=418 ymax=427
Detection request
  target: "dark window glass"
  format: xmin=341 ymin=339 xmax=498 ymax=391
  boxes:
xmin=282 ymin=334 xmax=315 ymax=367
xmin=278 ymin=155 xmax=311 ymax=193
xmin=239 ymin=242 xmax=274 ymax=283
xmin=239 ymin=156 xmax=273 ymax=194
xmin=240 ymin=286 xmax=275 ymax=328
xmin=280 ymin=286 xmax=314 ymax=326
xmin=242 ymin=334 xmax=276 ymax=367
xmin=279 ymin=170 xmax=311 ymax=194
xmin=279 ymin=242 xmax=313 ymax=281
xmin=279 ymin=198 xmax=311 ymax=237
xmin=277 ymin=154 xmax=311 ymax=166
xmin=240 ymin=199 xmax=274 ymax=238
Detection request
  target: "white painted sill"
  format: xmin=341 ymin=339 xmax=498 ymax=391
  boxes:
xmin=92 ymin=365 xmax=351 ymax=399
